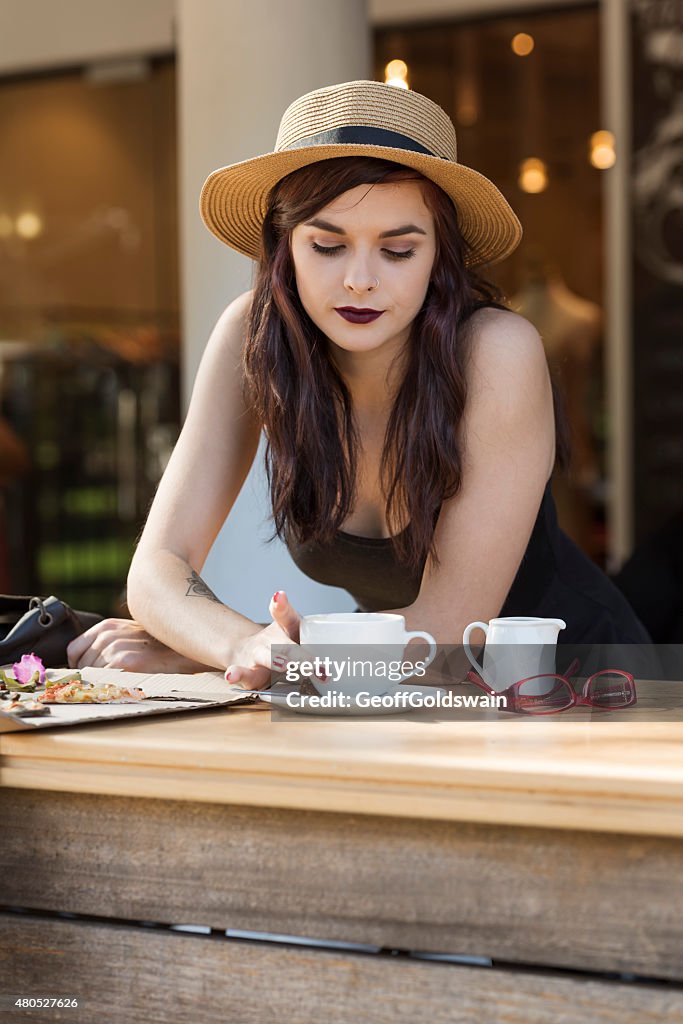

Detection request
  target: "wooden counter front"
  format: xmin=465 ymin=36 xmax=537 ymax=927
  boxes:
xmin=3 ymin=680 xmax=683 ymax=1022
xmin=2 ymin=679 xmax=683 ymax=838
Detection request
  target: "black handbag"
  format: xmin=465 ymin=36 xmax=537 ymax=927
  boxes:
xmin=0 ymin=595 xmax=102 ymax=668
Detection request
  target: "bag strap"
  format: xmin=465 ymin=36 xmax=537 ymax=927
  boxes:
xmin=2 ymin=596 xmax=69 ymax=643
xmin=29 ymin=595 xmax=56 ymax=625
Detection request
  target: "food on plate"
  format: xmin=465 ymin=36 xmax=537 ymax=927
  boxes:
xmin=45 ymin=671 xmax=83 ymax=688
xmin=0 ymin=657 xmax=147 ymax=708
xmin=0 ymin=672 xmax=36 ymax=692
xmin=1 ymin=697 xmax=51 ymax=717
xmin=0 ymin=656 xmax=83 ymax=694
xmin=0 ymin=653 xmax=47 ymax=691
xmin=38 ymin=680 xmax=146 ymax=704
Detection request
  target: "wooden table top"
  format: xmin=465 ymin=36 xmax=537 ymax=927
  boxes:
xmin=2 ymin=677 xmax=683 ymax=839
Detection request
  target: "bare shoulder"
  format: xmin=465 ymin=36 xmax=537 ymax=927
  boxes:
xmin=187 ymin=288 xmax=257 ymax=412
xmin=213 ymin=288 xmax=255 ymax=344
xmin=458 ymin=306 xmax=555 ymax=477
xmin=225 ymin=287 xmax=255 ymax=320
xmin=192 ymin=290 xmax=255 ymax=381
xmin=464 ymin=305 xmax=546 ymax=359
xmin=463 ymin=306 xmax=549 ymax=398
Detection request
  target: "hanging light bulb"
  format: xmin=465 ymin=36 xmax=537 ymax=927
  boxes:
xmin=512 ymin=33 xmax=535 ymax=57
xmin=590 ymin=130 xmax=616 ymax=169
xmin=518 ymin=157 xmax=548 ymax=194
xmin=385 ymin=59 xmax=409 ymax=89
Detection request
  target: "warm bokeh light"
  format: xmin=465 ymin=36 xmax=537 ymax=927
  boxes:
xmin=0 ymin=213 xmax=13 ymax=239
xmin=455 ymin=80 xmax=479 ymax=127
xmin=590 ymin=129 xmax=616 ymax=169
xmin=385 ymin=59 xmax=409 ymax=88
xmin=518 ymin=157 xmax=548 ymax=194
xmin=15 ymin=211 xmax=44 ymax=239
xmin=385 ymin=59 xmax=408 ymax=80
xmin=511 ymin=33 xmax=535 ymax=56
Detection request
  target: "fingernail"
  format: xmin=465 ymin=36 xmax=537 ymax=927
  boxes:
xmin=225 ymin=670 xmax=233 ymax=681
xmin=272 ymin=591 xmax=280 ymax=604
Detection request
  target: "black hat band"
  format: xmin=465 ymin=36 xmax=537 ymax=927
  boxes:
xmin=283 ymin=125 xmax=437 ymax=157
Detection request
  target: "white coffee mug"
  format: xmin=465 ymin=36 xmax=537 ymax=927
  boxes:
xmin=462 ymin=616 xmax=566 ymax=695
xmin=299 ymin=612 xmax=437 ymax=697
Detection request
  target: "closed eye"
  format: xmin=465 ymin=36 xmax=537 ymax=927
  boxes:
xmin=310 ymin=242 xmax=416 ymax=261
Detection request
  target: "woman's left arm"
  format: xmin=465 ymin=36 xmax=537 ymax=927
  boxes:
xmin=396 ymin=310 xmax=557 ymax=644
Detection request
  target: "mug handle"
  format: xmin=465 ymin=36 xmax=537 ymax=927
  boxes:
xmin=400 ymin=630 xmax=437 ymax=682
xmin=463 ymin=621 xmax=490 ymax=681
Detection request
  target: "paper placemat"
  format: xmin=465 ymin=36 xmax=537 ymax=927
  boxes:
xmin=0 ymin=667 xmax=263 ymax=733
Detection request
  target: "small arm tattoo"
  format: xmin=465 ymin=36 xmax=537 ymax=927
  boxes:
xmin=185 ymin=570 xmax=221 ymax=604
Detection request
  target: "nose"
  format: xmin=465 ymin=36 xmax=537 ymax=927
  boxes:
xmin=343 ymin=257 xmax=378 ymax=294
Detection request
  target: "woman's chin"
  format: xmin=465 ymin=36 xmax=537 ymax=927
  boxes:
xmin=324 ymin=322 xmax=409 ymax=356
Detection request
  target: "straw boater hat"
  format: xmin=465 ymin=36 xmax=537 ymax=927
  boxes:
xmin=200 ymin=79 xmax=522 ymax=268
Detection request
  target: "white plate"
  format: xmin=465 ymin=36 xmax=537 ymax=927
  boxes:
xmin=252 ymin=683 xmax=448 ymax=717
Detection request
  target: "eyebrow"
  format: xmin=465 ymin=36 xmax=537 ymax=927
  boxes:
xmin=304 ymin=218 xmax=427 ymax=239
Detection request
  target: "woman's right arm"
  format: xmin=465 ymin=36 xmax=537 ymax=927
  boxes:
xmin=123 ymin=289 xmax=266 ymax=670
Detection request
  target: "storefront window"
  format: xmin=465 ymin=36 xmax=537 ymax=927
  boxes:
xmin=375 ymin=6 xmax=606 ymax=564
xmin=0 ymin=57 xmax=179 ymax=613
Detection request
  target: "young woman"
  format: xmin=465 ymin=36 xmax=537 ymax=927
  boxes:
xmin=67 ymin=80 xmax=650 ymax=686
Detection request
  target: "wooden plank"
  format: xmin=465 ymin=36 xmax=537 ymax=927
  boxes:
xmin=4 ymin=692 xmax=683 ymax=837
xmin=9 ymin=751 xmax=683 ymax=839
xmin=2 ymin=788 xmax=683 ymax=980
xmin=2 ymin=913 xmax=683 ymax=1024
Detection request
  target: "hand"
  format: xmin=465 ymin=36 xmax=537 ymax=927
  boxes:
xmin=225 ymin=590 xmax=302 ymax=690
xmin=66 ymin=619 xmax=215 ymax=673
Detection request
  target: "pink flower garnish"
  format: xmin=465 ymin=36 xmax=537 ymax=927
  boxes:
xmin=12 ymin=653 xmax=46 ymax=685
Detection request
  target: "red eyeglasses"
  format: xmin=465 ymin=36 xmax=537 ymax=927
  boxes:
xmin=465 ymin=658 xmax=637 ymax=715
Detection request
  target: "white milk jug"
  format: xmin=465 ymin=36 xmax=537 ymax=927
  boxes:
xmin=463 ymin=616 xmax=566 ymax=695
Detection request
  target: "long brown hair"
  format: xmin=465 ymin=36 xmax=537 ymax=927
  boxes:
xmin=244 ymin=156 xmax=571 ymax=573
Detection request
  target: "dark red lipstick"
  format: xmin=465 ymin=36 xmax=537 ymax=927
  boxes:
xmin=335 ymin=307 xmax=384 ymax=324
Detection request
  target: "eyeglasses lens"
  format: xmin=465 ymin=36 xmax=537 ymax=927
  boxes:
xmin=587 ymin=672 xmax=634 ymax=708
xmin=516 ymin=677 xmax=573 ymax=713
